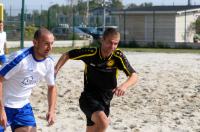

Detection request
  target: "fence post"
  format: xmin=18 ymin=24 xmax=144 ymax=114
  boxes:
xmin=123 ymin=9 xmax=126 ymax=42
xmin=153 ymin=9 xmax=155 ymax=47
xmin=184 ymin=10 xmax=187 ymax=43
xmin=72 ymin=3 xmax=75 ymax=48
xmin=20 ymin=0 xmax=25 ymax=49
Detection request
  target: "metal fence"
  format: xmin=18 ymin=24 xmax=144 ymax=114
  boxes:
xmin=3 ymin=2 xmax=200 ymax=48
xmin=3 ymin=3 xmax=118 ymax=41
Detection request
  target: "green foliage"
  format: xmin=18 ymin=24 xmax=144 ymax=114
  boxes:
xmin=174 ymin=44 xmax=193 ymax=49
xmin=24 ymin=25 xmax=37 ymax=40
xmin=89 ymin=0 xmax=102 ymax=9
xmin=77 ymin=0 xmax=87 ymax=16
xmin=31 ymin=4 xmax=73 ymax=28
xmin=5 ymin=24 xmax=18 ymax=31
xmin=9 ymin=47 xmax=200 ymax=54
xmin=127 ymin=40 xmax=139 ymax=48
xmin=18 ymin=0 xmax=125 ymax=29
xmin=89 ymin=0 xmax=124 ymax=9
xmin=127 ymin=2 xmax=153 ymax=9
xmin=193 ymin=34 xmax=200 ymax=42
xmin=195 ymin=18 xmax=200 ymax=34
xmin=194 ymin=34 xmax=200 ymax=39
xmin=154 ymin=42 xmax=170 ymax=48
xmin=118 ymin=40 xmax=139 ymax=48
xmin=145 ymin=42 xmax=193 ymax=49
xmin=144 ymin=42 xmax=170 ymax=48
xmin=126 ymin=3 xmax=137 ymax=9
xmin=109 ymin=0 xmax=123 ymax=9
xmin=140 ymin=2 xmax=153 ymax=7
xmin=118 ymin=41 xmax=194 ymax=49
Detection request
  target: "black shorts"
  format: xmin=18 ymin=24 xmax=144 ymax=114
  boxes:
xmin=79 ymin=93 xmax=110 ymax=126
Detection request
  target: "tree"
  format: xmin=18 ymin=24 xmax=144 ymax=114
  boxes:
xmin=89 ymin=0 xmax=102 ymax=10
xmin=108 ymin=0 xmax=123 ymax=9
xmin=126 ymin=3 xmax=137 ymax=9
xmin=140 ymin=2 xmax=153 ymax=7
xmin=127 ymin=2 xmax=153 ymax=9
xmin=195 ymin=17 xmax=200 ymax=34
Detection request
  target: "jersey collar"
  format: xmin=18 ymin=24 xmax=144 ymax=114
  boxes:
xmin=98 ymin=47 xmax=113 ymax=60
xmin=31 ymin=47 xmax=47 ymax=62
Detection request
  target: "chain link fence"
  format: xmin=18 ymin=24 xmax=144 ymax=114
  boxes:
xmin=3 ymin=2 xmax=117 ymax=42
xmin=2 ymin=2 xmax=200 ymax=48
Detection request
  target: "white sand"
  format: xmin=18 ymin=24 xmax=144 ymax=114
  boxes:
xmin=6 ymin=52 xmax=200 ymax=132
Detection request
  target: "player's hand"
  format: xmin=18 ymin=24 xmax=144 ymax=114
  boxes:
xmin=46 ymin=111 xmax=55 ymax=126
xmin=112 ymin=85 xmax=127 ymax=97
xmin=0 ymin=109 xmax=7 ymax=129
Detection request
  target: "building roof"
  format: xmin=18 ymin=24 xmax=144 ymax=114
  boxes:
xmin=111 ymin=5 xmax=200 ymax=14
xmin=125 ymin=5 xmax=200 ymax=12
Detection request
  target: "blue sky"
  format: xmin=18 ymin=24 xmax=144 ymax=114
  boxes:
xmin=1 ymin=0 xmax=200 ymax=11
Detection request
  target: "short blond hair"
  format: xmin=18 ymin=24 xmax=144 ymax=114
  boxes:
xmin=103 ymin=28 xmax=120 ymax=39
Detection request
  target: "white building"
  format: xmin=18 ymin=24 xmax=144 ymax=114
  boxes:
xmin=111 ymin=5 xmax=200 ymax=43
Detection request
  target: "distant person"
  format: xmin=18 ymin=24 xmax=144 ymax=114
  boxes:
xmin=0 ymin=28 xmax=57 ymax=132
xmin=55 ymin=28 xmax=138 ymax=132
xmin=0 ymin=21 xmax=8 ymax=65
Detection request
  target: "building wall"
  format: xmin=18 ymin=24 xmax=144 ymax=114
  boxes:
xmin=117 ymin=11 xmax=197 ymax=43
xmin=117 ymin=13 xmax=176 ymax=42
xmin=145 ymin=14 xmax=175 ymax=42
xmin=175 ymin=12 xmax=196 ymax=42
xmin=127 ymin=15 xmax=145 ymax=41
xmin=118 ymin=14 xmax=145 ymax=41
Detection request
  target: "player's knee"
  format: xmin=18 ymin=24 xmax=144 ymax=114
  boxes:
xmin=92 ymin=111 xmax=109 ymax=130
xmin=15 ymin=126 xmax=36 ymax=132
xmin=97 ymin=117 xmax=109 ymax=130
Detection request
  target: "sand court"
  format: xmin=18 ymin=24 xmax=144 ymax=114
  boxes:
xmin=26 ymin=52 xmax=200 ymax=132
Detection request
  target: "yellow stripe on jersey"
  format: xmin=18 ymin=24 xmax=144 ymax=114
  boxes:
xmin=70 ymin=49 xmax=97 ymax=60
xmin=84 ymin=64 xmax=88 ymax=84
xmin=113 ymin=49 xmax=131 ymax=76
xmin=116 ymin=68 xmax=119 ymax=79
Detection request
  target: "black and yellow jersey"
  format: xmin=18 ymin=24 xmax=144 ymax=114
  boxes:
xmin=68 ymin=47 xmax=136 ymax=103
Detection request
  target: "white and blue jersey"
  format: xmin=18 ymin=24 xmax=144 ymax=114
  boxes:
xmin=0 ymin=31 xmax=6 ymax=56
xmin=0 ymin=47 xmax=55 ymax=108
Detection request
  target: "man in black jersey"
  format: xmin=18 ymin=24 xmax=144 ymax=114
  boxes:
xmin=55 ymin=28 xmax=138 ymax=132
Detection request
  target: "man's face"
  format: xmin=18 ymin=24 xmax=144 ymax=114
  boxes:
xmin=33 ymin=33 xmax=54 ymax=58
xmin=101 ymin=34 xmax=120 ymax=57
xmin=0 ymin=23 xmax=4 ymax=32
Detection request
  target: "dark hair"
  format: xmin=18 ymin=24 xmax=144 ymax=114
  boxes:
xmin=103 ymin=28 xmax=119 ymax=39
xmin=0 ymin=20 xmax=3 ymax=24
xmin=34 ymin=28 xmax=52 ymax=40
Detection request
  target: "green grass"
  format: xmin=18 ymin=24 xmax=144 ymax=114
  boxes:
xmin=8 ymin=47 xmax=74 ymax=54
xmin=8 ymin=47 xmax=200 ymax=54
xmin=51 ymin=47 xmax=74 ymax=54
xmin=119 ymin=48 xmax=200 ymax=54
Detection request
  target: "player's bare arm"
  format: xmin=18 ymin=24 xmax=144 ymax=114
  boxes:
xmin=55 ymin=53 xmax=70 ymax=75
xmin=113 ymin=73 xmax=138 ymax=96
xmin=0 ymin=76 xmax=7 ymax=129
xmin=46 ymin=85 xmax=57 ymax=126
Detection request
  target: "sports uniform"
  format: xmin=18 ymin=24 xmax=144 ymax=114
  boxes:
xmin=68 ymin=47 xmax=136 ymax=125
xmin=0 ymin=46 xmax=55 ymax=131
xmin=0 ymin=31 xmax=7 ymax=64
